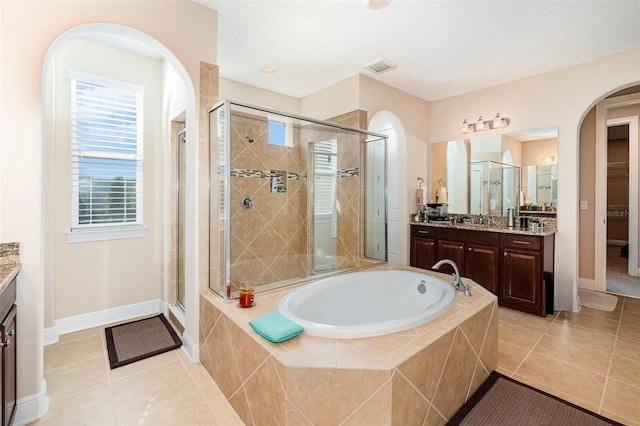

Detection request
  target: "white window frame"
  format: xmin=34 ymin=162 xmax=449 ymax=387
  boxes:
xmin=66 ymin=71 xmax=146 ymax=243
xmin=313 ymin=139 xmax=338 ymax=216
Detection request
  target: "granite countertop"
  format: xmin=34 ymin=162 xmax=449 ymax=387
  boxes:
xmin=0 ymin=242 xmax=21 ymax=294
xmin=410 ymin=221 xmax=557 ymax=237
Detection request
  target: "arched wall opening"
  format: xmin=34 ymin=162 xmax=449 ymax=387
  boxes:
xmin=41 ymin=23 xmax=197 ymax=349
xmin=578 ymin=83 xmax=640 ymax=296
xmin=368 ymin=111 xmax=408 ymax=265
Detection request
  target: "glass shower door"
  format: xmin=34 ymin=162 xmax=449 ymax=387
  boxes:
xmin=311 ymin=140 xmax=338 ymax=273
xmin=176 ymin=129 xmax=186 ymax=309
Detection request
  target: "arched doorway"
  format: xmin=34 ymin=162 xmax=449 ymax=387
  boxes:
xmin=41 ymin=24 xmax=196 ymax=344
xmin=579 ymin=84 xmax=640 ymax=297
xmin=369 ymin=111 xmax=408 ymax=264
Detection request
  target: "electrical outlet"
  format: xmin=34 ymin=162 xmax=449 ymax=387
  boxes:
xmin=580 ymin=201 xmax=588 ymax=210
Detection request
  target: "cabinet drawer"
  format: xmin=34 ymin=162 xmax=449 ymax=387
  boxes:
xmin=501 ymin=234 xmax=541 ymax=250
xmin=438 ymin=228 xmax=499 ymax=246
xmin=411 ymin=226 xmax=437 ymax=239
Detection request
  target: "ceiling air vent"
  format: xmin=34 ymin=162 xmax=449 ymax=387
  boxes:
xmin=364 ymin=58 xmax=397 ymax=74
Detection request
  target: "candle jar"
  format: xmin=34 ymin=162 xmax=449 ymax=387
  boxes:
xmin=238 ymin=286 xmax=254 ymax=308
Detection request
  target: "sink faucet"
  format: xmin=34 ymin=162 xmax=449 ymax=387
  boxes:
xmin=432 ymin=259 xmax=472 ymax=296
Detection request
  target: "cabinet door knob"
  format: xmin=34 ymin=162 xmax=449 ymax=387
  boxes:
xmin=504 ymin=252 xmax=508 ymax=257
xmin=430 ymin=242 xmax=434 ymax=246
xmin=468 ymin=247 xmax=472 ymax=251
xmin=6 ymin=329 xmax=14 ymax=337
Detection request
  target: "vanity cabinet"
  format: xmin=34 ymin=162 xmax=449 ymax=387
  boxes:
xmin=0 ymin=277 xmax=16 ymax=426
xmin=435 ymin=228 xmax=500 ymax=296
xmin=410 ymin=225 xmax=554 ymax=316
xmin=500 ymin=234 xmax=554 ymax=316
xmin=410 ymin=226 xmax=436 ymax=269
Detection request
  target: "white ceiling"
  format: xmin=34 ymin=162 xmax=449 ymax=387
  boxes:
xmin=197 ymin=0 xmax=640 ymax=102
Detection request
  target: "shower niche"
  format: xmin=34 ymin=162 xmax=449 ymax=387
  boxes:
xmin=208 ymin=101 xmax=387 ymax=300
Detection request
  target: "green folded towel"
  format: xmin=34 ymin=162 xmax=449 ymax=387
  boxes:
xmin=249 ymin=312 xmax=304 ymax=343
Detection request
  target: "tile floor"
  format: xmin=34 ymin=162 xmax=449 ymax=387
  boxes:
xmin=31 ymin=321 xmax=243 ymax=426
xmin=32 ymin=296 xmax=640 ymax=426
xmin=497 ymin=295 xmax=640 ymax=426
xmin=607 ymin=244 xmax=640 ymax=298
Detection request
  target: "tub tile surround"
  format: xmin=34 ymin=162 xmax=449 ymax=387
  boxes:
xmin=199 ymin=264 xmax=498 ymax=425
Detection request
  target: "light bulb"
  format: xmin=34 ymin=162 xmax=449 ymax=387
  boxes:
xmin=476 ymin=116 xmax=485 ymax=131
xmin=493 ymin=113 xmax=504 ymax=128
xmin=461 ymin=119 xmax=470 ymax=133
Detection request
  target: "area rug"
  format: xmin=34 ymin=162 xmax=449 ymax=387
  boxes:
xmin=579 ymin=288 xmax=619 ymax=312
xmin=105 ymin=314 xmax=182 ymax=369
xmin=448 ymin=372 xmax=622 ymax=425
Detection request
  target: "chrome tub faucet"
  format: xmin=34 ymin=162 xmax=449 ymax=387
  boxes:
xmin=432 ymin=259 xmax=472 ymax=296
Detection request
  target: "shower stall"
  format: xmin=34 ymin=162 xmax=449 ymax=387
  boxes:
xmin=208 ymin=101 xmax=387 ymax=300
xmin=469 ymin=160 xmax=521 ymax=216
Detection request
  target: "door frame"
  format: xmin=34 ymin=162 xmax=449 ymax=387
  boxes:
xmin=595 ymin=93 xmax=640 ymax=291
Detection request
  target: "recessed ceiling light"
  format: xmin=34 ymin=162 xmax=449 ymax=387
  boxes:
xmin=260 ymin=65 xmax=277 ymax=74
xmin=364 ymin=0 xmax=391 ymax=9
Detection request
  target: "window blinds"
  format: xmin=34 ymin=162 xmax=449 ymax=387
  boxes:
xmin=70 ymin=73 xmax=144 ymax=228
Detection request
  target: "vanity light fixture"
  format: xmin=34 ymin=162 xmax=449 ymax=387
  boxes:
xmin=460 ymin=119 xmax=471 ymax=134
xmin=492 ymin=113 xmax=506 ymax=129
xmin=459 ymin=112 xmax=510 ymax=134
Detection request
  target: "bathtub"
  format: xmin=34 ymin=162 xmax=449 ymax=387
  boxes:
xmin=277 ymin=269 xmax=455 ymax=338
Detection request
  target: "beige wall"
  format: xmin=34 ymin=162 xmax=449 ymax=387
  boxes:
xmin=521 ymin=138 xmax=558 ymax=167
xmin=579 ymin=108 xmax=597 ymax=279
xmin=0 ymin=0 xmax=216 ymax=418
xmin=51 ymin=39 xmax=163 ymax=319
xmin=220 ymin=78 xmax=300 ymax=114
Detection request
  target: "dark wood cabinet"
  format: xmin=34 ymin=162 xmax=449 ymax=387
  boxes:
xmin=0 ymin=278 xmax=16 ymax=426
xmin=466 ymin=244 xmax=500 ymax=295
xmin=436 ymin=240 xmax=465 ymax=275
xmin=410 ymin=227 xmax=436 ymax=269
xmin=500 ymin=234 xmax=554 ymax=316
xmin=434 ymin=228 xmax=500 ymax=295
xmin=409 ymin=224 xmax=554 ymax=316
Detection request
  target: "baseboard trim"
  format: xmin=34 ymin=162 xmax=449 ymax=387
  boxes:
xmin=45 ymin=299 xmax=163 ymax=345
xmin=14 ymin=379 xmax=49 ymax=426
xmin=181 ymin=331 xmax=199 ymax=363
xmin=579 ymin=278 xmax=597 ymax=291
xmin=43 ymin=326 xmax=59 ymax=346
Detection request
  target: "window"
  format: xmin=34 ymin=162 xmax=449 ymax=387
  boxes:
xmin=67 ymin=72 xmax=144 ymax=242
xmin=313 ymin=140 xmax=338 ymax=216
xmin=268 ymin=116 xmax=293 ymax=147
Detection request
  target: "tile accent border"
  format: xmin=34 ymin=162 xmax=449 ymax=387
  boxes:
xmin=230 ymin=167 xmax=360 ymax=180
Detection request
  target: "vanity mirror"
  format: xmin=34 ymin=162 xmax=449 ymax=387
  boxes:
xmin=429 ymin=126 xmax=558 ymax=215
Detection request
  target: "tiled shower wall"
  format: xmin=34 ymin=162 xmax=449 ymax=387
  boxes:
xmin=228 ymin=113 xmax=308 ymax=288
xmin=201 ymin=63 xmax=219 ymax=294
xmin=225 ymin=108 xmax=370 ymax=292
xmin=327 ymin=110 xmax=367 ymax=269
